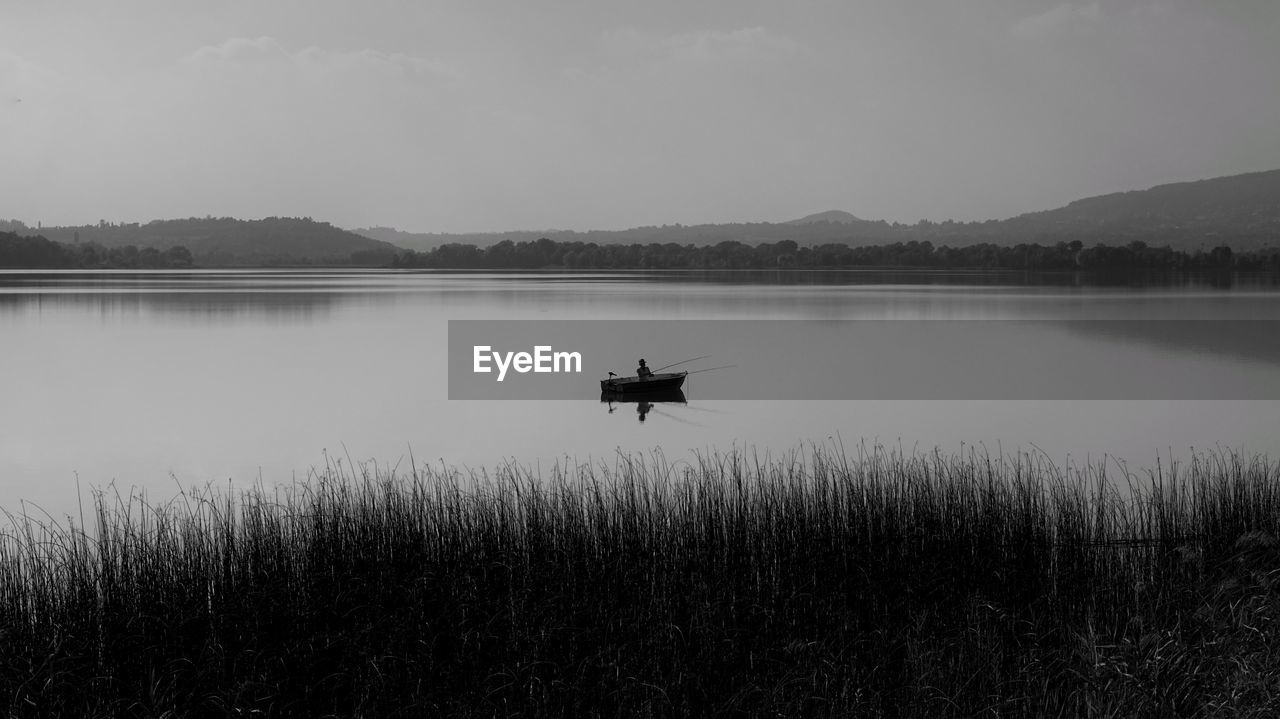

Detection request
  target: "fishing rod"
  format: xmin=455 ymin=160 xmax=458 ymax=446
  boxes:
xmin=685 ymin=365 xmax=736 ymax=375
xmin=651 ymin=355 xmax=713 ymax=373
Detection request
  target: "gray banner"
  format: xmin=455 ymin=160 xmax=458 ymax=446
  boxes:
xmin=448 ymin=320 xmax=1280 ymax=399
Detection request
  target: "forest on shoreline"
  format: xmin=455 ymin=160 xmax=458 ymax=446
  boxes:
xmin=394 ymin=237 xmax=1280 ymax=271
xmin=0 ymin=217 xmax=398 ymax=268
xmin=6 ymin=228 xmax=1280 ymax=272
xmin=0 ymin=231 xmax=196 ymax=269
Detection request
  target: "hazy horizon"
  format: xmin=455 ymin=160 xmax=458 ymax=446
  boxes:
xmin=4 ymin=0 xmax=1279 ymax=233
xmin=8 ymin=165 xmax=1280 ymax=238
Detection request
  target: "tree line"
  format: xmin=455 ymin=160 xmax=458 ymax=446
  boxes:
xmin=0 ymin=232 xmax=193 ymax=268
xmin=7 ymin=229 xmax=1279 ymax=272
xmin=1 ymin=217 xmax=397 ymax=267
xmin=391 ymin=238 xmax=1280 ymax=271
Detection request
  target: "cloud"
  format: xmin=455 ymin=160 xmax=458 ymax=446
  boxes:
xmin=0 ymin=51 xmax=61 ymax=101
xmin=1013 ymin=2 xmax=1102 ymax=38
xmin=184 ymin=36 xmax=462 ymax=86
xmin=599 ymin=26 xmax=799 ymax=64
xmin=663 ymin=27 xmax=800 ymax=63
xmin=161 ymin=37 xmax=470 ymax=170
xmin=185 ymin=36 xmax=290 ymax=64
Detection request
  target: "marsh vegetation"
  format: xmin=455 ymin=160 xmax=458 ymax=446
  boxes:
xmin=3 ymin=445 xmax=1280 ymax=716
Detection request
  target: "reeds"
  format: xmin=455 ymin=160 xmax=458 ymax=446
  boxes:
xmin=2 ymin=444 xmax=1279 ymax=716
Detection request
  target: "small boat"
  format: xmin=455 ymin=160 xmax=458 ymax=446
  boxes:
xmin=599 ymin=388 xmax=687 ymax=404
xmin=599 ymin=371 xmax=687 ymax=393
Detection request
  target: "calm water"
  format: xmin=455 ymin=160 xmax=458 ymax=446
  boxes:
xmin=3 ymin=269 xmax=1280 ymax=518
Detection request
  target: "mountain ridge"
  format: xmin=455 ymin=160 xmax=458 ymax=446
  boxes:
xmin=356 ymin=168 xmax=1280 ymax=252
xmin=1019 ymin=169 xmax=1280 ymax=224
xmin=5 ymin=168 xmax=1278 ymax=259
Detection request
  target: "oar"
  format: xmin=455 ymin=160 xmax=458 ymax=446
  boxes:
xmin=652 ymin=355 xmax=712 ymax=373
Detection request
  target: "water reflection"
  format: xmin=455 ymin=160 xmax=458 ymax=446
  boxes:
xmin=602 ymin=389 xmax=688 ymax=423
xmin=598 ymin=268 xmax=1280 ymax=290
xmin=4 ymin=268 xmax=1280 ymax=523
xmin=4 ymin=269 xmax=1280 ymax=325
xmin=0 ymin=289 xmax=364 ymax=323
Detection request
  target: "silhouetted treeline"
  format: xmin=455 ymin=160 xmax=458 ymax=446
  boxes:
xmin=2 ymin=217 xmax=398 ymax=267
xmin=0 ymin=232 xmax=193 ymax=268
xmin=391 ymin=238 xmax=1280 ymax=271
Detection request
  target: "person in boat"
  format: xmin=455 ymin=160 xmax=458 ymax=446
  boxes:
xmin=636 ymin=359 xmax=653 ymax=379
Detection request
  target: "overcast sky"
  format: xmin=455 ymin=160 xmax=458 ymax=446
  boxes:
xmin=2 ymin=0 xmax=1277 ymax=232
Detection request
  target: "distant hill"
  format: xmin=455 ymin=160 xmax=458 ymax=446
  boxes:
xmin=8 ymin=168 xmax=1279 ymax=265
xmin=859 ymin=169 xmax=1280 ymax=251
xmin=363 ymin=169 xmax=1280 ymax=253
xmin=354 ymin=226 xmax=559 ymax=252
xmin=33 ymin=217 xmax=400 ymax=265
xmin=1021 ymin=170 xmax=1280 ymax=225
xmin=356 ymin=221 xmax=898 ymax=253
xmin=990 ymin=170 xmax=1280 ymax=249
xmin=786 ymin=210 xmax=865 ymax=225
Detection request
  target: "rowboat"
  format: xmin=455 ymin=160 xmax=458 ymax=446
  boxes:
xmin=599 ymin=371 xmax=687 ymax=393
xmin=599 ymin=388 xmax=686 ymax=404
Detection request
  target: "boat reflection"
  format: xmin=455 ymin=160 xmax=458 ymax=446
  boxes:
xmin=601 ymin=388 xmax=687 ymax=422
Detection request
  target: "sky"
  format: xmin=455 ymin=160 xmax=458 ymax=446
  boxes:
xmin=2 ymin=0 xmax=1278 ymax=232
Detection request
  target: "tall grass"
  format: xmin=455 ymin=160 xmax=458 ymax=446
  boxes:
xmin=2 ymin=445 xmax=1280 ymax=716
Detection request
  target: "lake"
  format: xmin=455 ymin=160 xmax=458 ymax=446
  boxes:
xmin=3 ymin=268 xmax=1280 ymax=519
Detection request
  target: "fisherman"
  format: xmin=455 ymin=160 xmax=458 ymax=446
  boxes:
xmin=636 ymin=359 xmax=653 ymax=379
